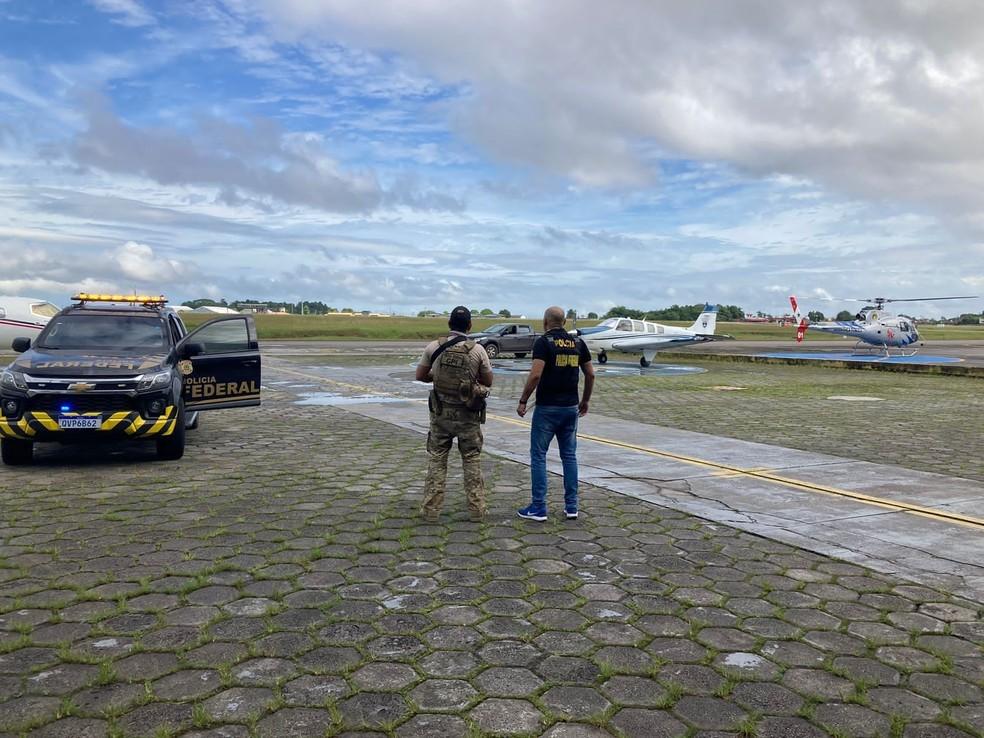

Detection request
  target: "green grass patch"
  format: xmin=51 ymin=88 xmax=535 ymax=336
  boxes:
xmin=177 ymin=311 xmax=984 ymax=342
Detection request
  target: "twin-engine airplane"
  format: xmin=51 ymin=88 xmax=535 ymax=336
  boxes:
xmin=789 ymin=294 xmax=977 ymax=356
xmin=578 ymin=305 xmax=721 ymax=367
xmin=0 ymin=296 xmax=59 ymax=349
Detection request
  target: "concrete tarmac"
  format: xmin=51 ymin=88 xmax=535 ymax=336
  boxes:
xmin=257 ymin=338 xmax=984 ymax=367
xmin=266 ymin=355 xmax=984 ymax=603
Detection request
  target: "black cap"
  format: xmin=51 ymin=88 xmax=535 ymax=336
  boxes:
xmin=448 ymin=305 xmax=472 ymax=332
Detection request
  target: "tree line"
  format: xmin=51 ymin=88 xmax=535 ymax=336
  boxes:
xmin=603 ymin=304 xmax=746 ymax=321
xmin=182 ymin=299 xmax=352 ymax=314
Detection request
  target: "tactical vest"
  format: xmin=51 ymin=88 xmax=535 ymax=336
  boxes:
xmin=433 ymin=338 xmax=478 ymax=406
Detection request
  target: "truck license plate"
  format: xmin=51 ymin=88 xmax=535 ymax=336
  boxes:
xmin=58 ymin=417 xmax=101 ymax=430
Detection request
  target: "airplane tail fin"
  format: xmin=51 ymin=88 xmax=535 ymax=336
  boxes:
xmin=689 ymin=304 xmax=718 ymax=335
xmin=790 ymin=296 xmax=808 ymax=343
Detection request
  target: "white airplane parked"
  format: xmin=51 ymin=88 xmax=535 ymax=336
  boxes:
xmin=577 ymin=304 xmax=721 ymax=367
xmin=0 ymin=296 xmax=60 ymax=349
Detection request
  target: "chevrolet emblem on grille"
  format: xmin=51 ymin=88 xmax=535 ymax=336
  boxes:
xmin=67 ymin=382 xmax=97 ymax=392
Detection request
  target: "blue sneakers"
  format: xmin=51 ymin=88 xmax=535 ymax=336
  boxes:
xmin=517 ymin=505 xmax=548 ymax=522
xmin=565 ymin=508 xmax=579 ymax=520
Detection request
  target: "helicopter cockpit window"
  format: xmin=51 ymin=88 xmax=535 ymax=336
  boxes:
xmin=856 ymin=312 xmax=866 ymax=321
xmin=900 ymin=321 xmax=910 ymax=332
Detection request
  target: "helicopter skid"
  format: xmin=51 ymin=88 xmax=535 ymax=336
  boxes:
xmin=852 ymin=340 xmax=919 ymax=358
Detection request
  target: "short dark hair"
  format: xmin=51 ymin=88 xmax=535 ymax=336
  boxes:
xmin=448 ymin=305 xmax=472 ymax=332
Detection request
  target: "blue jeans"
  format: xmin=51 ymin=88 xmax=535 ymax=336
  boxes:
xmin=530 ymin=404 xmax=579 ymax=513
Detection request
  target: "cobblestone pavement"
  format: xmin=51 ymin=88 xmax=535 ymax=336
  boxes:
xmin=1 ymin=382 xmax=983 ymax=737
xmin=484 ymin=359 xmax=984 ymax=483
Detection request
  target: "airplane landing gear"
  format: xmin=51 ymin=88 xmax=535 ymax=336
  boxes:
xmin=597 ymin=351 xmax=608 ymax=364
xmin=640 ymin=356 xmax=651 ymax=368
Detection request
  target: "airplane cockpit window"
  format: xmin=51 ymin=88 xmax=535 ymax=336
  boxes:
xmin=598 ymin=318 xmax=619 ymax=328
xmin=631 ymin=320 xmax=644 ymax=332
xmin=646 ymin=323 xmax=656 ymax=333
xmin=616 ymin=319 xmax=632 ymax=331
xmin=30 ymin=302 xmax=59 ymax=318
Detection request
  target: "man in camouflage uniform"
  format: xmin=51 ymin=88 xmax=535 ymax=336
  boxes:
xmin=416 ymin=306 xmax=494 ymax=522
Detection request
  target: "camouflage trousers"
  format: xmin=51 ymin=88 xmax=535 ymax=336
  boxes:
xmin=422 ymin=405 xmax=486 ymax=516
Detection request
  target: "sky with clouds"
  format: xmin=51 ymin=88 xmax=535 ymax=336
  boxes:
xmin=1 ymin=0 xmax=983 ymax=316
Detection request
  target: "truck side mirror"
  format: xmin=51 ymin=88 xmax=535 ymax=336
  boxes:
xmin=181 ymin=342 xmax=204 ymax=358
xmin=11 ymin=337 xmax=31 ymax=353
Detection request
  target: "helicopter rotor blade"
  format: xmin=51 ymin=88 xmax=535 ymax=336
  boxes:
xmin=880 ymin=295 xmax=978 ymax=303
xmin=834 ymin=295 xmax=978 ymax=304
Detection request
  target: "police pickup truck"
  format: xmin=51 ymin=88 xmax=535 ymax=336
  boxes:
xmin=0 ymin=294 xmax=261 ymax=465
xmin=469 ymin=323 xmax=539 ymax=359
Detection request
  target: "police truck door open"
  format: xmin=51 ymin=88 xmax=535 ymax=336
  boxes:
xmin=178 ymin=316 xmax=261 ymax=411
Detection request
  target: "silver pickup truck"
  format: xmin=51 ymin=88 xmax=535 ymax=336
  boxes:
xmin=469 ymin=323 xmax=539 ymax=359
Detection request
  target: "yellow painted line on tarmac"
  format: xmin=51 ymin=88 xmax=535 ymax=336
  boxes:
xmin=269 ymin=360 xmax=984 ymax=530
xmin=485 ymin=411 xmax=984 ymax=530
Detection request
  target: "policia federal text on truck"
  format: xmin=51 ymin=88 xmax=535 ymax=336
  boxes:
xmin=0 ymin=294 xmax=261 ymax=465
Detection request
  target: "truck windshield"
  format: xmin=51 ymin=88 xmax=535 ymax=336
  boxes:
xmin=39 ymin=315 xmax=166 ymax=351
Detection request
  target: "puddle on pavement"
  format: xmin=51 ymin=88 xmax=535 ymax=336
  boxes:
xmin=295 ymin=392 xmax=406 ymax=406
xmin=723 ymin=652 xmax=766 ymax=669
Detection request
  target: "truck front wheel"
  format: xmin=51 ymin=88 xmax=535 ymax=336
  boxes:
xmin=1 ymin=438 xmax=33 ymax=466
xmin=484 ymin=343 xmax=499 ymax=359
xmin=156 ymin=404 xmax=186 ymax=461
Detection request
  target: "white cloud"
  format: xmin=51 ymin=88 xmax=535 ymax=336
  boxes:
xmin=0 ymin=276 xmax=118 ymax=295
xmin=67 ymin=94 xmax=462 ymax=214
xmin=260 ymin=1 xmax=984 ymax=225
xmin=87 ymin=0 xmax=154 ymax=27
xmin=115 ymin=241 xmax=189 ymax=283
xmin=3 ymin=1 xmax=984 ymax=317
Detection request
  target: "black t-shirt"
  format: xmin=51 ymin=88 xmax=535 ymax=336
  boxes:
xmin=532 ymin=328 xmax=591 ymax=406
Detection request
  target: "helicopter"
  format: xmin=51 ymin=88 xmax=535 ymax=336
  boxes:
xmin=789 ymin=294 xmax=978 ymax=356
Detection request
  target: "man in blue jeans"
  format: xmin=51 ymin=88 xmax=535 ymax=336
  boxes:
xmin=517 ymin=306 xmax=595 ymax=521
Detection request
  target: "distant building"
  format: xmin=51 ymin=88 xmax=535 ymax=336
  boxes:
xmin=235 ymin=302 xmax=270 ymax=313
xmin=191 ymin=305 xmax=239 ymax=314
